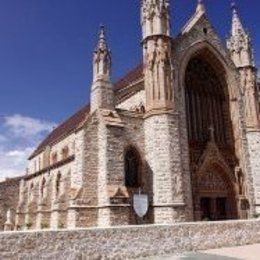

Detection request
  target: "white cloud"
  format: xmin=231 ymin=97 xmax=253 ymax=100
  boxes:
xmin=0 ymin=114 xmax=56 ymax=181
xmin=4 ymin=114 xmax=56 ymax=139
xmin=0 ymin=147 xmax=34 ymax=181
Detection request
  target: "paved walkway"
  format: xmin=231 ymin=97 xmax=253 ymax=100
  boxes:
xmin=147 ymin=243 xmax=260 ymax=260
xmin=203 ymin=244 xmax=260 ymax=260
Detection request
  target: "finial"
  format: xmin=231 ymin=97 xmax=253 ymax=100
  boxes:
xmin=231 ymin=1 xmax=239 ymax=17
xmin=196 ymin=0 xmax=206 ymax=14
xmin=97 ymin=24 xmax=107 ymax=51
xmin=231 ymin=1 xmax=245 ymax=36
xmin=92 ymin=24 xmax=112 ymax=83
xmin=99 ymin=24 xmax=105 ymax=39
xmin=231 ymin=1 xmax=236 ymax=13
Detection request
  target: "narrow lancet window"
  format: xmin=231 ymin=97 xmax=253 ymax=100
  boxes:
xmin=124 ymin=147 xmax=141 ymax=188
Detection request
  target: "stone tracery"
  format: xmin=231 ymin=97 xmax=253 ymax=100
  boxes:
xmin=185 ymin=56 xmax=228 ymax=144
xmin=184 ymin=50 xmax=241 ymax=221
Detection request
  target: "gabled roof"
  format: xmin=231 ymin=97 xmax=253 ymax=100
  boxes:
xmin=114 ymin=64 xmax=143 ymax=91
xmin=181 ymin=4 xmax=206 ymax=34
xmin=29 ymin=105 xmax=90 ymax=159
xmin=29 ymin=65 xmax=144 ymax=159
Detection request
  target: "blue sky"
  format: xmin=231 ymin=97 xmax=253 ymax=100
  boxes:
xmin=0 ymin=0 xmax=259 ymax=180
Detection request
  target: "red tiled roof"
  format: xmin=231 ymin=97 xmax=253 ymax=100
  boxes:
xmin=29 ymin=105 xmax=90 ymax=159
xmin=30 ymin=65 xmax=144 ymax=159
xmin=114 ymin=64 xmax=143 ymax=91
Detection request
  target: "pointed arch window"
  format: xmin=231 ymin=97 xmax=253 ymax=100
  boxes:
xmin=41 ymin=177 xmax=46 ymax=198
xmin=61 ymin=146 xmax=69 ymax=160
xmin=185 ymin=56 xmax=228 ymax=144
xmin=56 ymin=172 xmax=62 ymax=197
xmin=124 ymin=147 xmax=141 ymax=188
xmin=29 ymin=182 xmax=34 ymax=201
xmin=51 ymin=152 xmax=58 ymax=164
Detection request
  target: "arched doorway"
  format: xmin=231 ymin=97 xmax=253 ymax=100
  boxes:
xmin=184 ymin=48 xmax=240 ymax=221
xmin=193 ymin=162 xmax=238 ymax=221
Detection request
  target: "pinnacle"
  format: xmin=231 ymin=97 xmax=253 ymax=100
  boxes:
xmin=196 ymin=0 xmax=206 ymax=14
xmin=231 ymin=2 xmax=245 ymax=36
xmin=97 ymin=24 xmax=108 ymax=51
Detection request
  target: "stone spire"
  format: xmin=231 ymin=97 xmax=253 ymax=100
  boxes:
xmin=141 ymin=0 xmax=174 ymax=112
xmin=227 ymin=2 xmax=254 ymax=67
xmin=231 ymin=2 xmax=245 ymax=36
xmin=93 ymin=25 xmax=112 ymax=83
xmin=227 ymin=2 xmax=259 ymax=129
xmin=141 ymin=0 xmax=171 ymax=41
xmin=91 ymin=25 xmax=114 ymax=113
xmin=196 ymin=0 xmax=206 ymax=14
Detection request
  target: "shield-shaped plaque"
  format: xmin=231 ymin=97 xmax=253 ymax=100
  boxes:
xmin=133 ymin=193 xmax=149 ymax=218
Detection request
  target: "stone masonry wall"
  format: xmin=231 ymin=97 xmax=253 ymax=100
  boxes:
xmin=0 ymin=177 xmax=21 ymax=230
xmin=102 ymin=111 xmax=146 ymax=226
xmin=144 ymin=112 xmax=192 ymax=223
xmin=246 ymin=131 xmax=260 ymax=214
xmin=0 ymin=219 xmax=260 ymax=259
xmin=116 ymin=90 xmax=145 ymax=111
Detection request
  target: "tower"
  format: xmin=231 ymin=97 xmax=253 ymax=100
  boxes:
xmin=141 ymin=0 xmax=173 ymax=112
xmin=227 ymin=3 xmax=260 ymax=215
xmin=227 ymin=3 xmax=259 ymax=129
xmin=142 ymin=0 xmax=193 ymax=224
xmin=90 ymin=26 xmax=115 ymax=113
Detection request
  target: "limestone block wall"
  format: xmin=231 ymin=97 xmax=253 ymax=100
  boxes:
xmin=0 ymin=219 xmax=260 ymax=259
xmin=73 ymin=110 xmax=147 ymax=228
xmin=27 ymin=132 xmax=76 ymax=175
xmin=16 ymin=158 xmax=74 ymax=231
xmin=91 ymin=84 xmax=115 ymax=113
xmin=0 ymin=177 xmax=21 ymax=230
xmin=101 ymin=111 xmax=146 ymax=226
xmin=116 ymin=90 xmax=145 ymax=111
xmin=71 ymin=129 xmax=85 ymax=191
xmin=79 ymin=111 xmax=146 ymax=227
xmin=247 ymin=131 xmax=260 ymax=214
xmin=105 ymin=112 xmax=145 ymax=188
xmin=144 ymin=112 xmax=192 ymax=224
xmin=66 ymin=115 xmax=100 ymax=228
xmin=16 ymin=131 xmax=77 ymax=231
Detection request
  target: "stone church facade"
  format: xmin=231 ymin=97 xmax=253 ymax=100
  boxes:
xmin=1 ymin=0 xmax=260 ymax=231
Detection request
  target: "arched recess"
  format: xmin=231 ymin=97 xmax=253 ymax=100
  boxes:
xmin=179 ymin=41 xmax=242 ymax=221
xmin=193 ymin=152 xmax=238 ymax=220
xmin=55 ymin=172 xmax=62 ymax=198
xmin=178 ymin=41 xmax=243 ymax=160
xmin=124 ymin=146 xmax=142 ymax=188
xmin=123 ymin=145 xmax=153 ymax=225
xmin=40 ymin=177 xmax=46 ymax=199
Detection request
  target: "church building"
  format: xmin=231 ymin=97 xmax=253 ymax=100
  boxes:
xmin=1 ymin=0 xmax=260 ymax=230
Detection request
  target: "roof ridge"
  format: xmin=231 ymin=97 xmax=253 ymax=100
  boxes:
xmin=29 ymin=64 xmax=144 ymax=159
xmin=29 ymin=104 xmax=90 ymax=159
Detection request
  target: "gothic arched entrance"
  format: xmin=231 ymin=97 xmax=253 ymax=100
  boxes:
xmin=193 ymin=160 xmax=238 ymax=221
xmin=184 ymin=47 xmax=240 ymax=221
